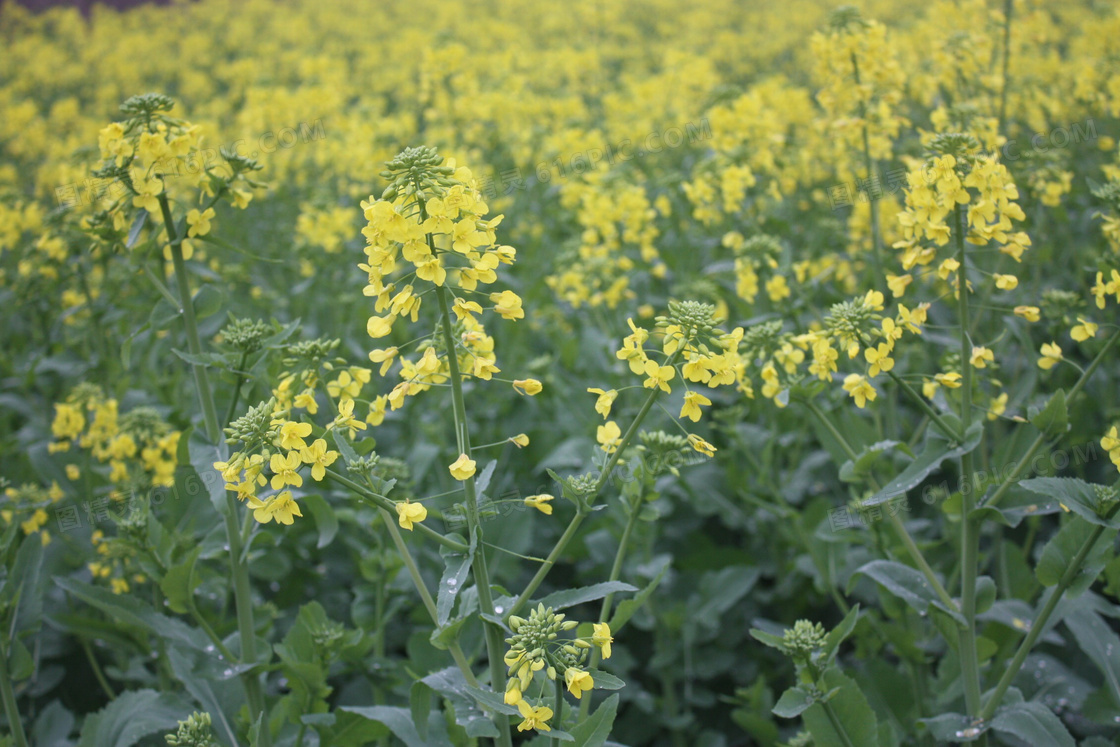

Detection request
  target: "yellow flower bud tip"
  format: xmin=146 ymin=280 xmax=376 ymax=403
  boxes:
xmin=524 ymin=494 xmax=554 ymax=515
xmin=512 ymin=378 xmax=543 ymax=395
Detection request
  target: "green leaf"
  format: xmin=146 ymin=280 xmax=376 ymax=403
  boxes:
xmin=587 ymin=669 xmax=624 ymax=690
xmin=821 ymin=603 xmax=860 ymax=663
xmin=171 ymin=349 xmax=227 ymax=368
xmin=338 ymin=705 xmax=445 ymax=747
xmin=538 ymin=581 xmax=637 ymax=613
xmin=569 ymin=693 xmax=618 ymax=747
xmin=437 ymin=537 xmax=474 ymax=628
xmin=990 ymin=701 xmax=1074 ymax=747
xmin=410 ymin=681 xmax=432 ymax=743
xmin=77 ymin=689 xmax=190 ymax=747
xmin=55 ymin=577 xmax=204 ymax=650
xmin=917 ymin=712 xmax=984 ymax=742
xmin=1028 ymin=389 xmax=1068 ymax=437
xmin=802 ymin=669 xmax=879 ymax=747
xmin=303 ymin=494 xmax=339 ymax=549
xmin=188 ymin=430 xmax=230 ymax=515
xmin=851 ymin=560 xmax=963 ymax=625
xmin=839 ymin=440 xmax=906 ymax=483
xmin=773 ymin=686 xmax=814 ymax=718
xmin=191 ymin=284 xmax=223 ymax=319
xmin=159 ymin=546 xmax=201 ymax=615
xmin=864 ymin=421 xmax=982 ymax=507
xmin=1035 ymin=517 xmax=1112 ymax=596
xmin=749 ymin=629 xmax=788 ymax=651
xmin=420 ymin=667 xmax=503 ymax=738
xmin=1063 ymin=603 xmax=1120 ymax=707
xmin=126 ymin=209 xmax=148 ymax=248
xmin=5 ymin=534 xmax=44 ymax=638
xmin=974 ymin=576 xmax=997 ymax=615
xmin=608 ymin=555 xmax=669 ymax=632
xmin=1019 ymin=477 xmax=1120 ymax=529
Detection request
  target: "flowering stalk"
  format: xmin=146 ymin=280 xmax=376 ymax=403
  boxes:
xmin=953 ymin=202 xmax=984 ymax=720
xmin=157 ymin=194 xmax=270 ymax=747
xmin=507 ymin=348 xmax=682 ymax=620
xmin=432 ymin=282 xmax=513 ymax=747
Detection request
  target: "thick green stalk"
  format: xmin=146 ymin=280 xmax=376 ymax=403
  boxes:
xmin=433 ymin=283 xmax=512 ymax=747
xmin=158 ymin=194 xmax=270 ymax=746
xmin=0 ymin=641 xmax=28 ymax=747
xmin=979 ymin=512 xmax=1116 ymax=720
xmin=954 ymin=203 xmax=983 ymax=719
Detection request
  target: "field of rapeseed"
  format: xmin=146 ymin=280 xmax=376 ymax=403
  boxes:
xmin=3 ymin=0 xmax=1120 ymax=744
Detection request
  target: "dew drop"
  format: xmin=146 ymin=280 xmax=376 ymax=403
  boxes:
xmin=222 ymin=668 xmax=234 ymax=677
xmin=495 ymin=606 xmax=504 ymax=614
xmin=204 ymin=645 xmax=215 ymax=653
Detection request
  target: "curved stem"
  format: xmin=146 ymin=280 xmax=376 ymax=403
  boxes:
xmin=822 ymin=699 xmax=858 ymax=747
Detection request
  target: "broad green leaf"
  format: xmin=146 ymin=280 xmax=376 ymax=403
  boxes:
xmin=77 ymin=689 xmax=190 ymax=747
xmin=749 ymin=629 xmax=787 ymax=651
xmin=974 ymin=576 xmax=997 ymax=615
xmin=303 ymin=494 xmax=339 ymax=548
xmin=159 ymin=546 xmax=201 ymax=615
xmin=55 ymin=577 xmax=204 ymax=651
xmin=569 ymin=693 xmax=618 ymax=747
xmin=1020 ymin=477 xmax=1120 ymax=529
xmin=821 ymin=603 xmax=860 ymax=663
xmin=339 ymin=706 xmax=450 ymax=747
xmin=802 ymin=669 xmax=879 ymax=747
xmin=850 ymin=560 xmax=963 ymax=625
xmin=1035 ymin=517 xmax=1112 ymax=596
xmin=538 ymin=581 xmax=637 ymax=613
xmin=166 ymin=647 xmax=240 ymax=747
xmin=421 ymin=666 xmax=504 ymax=738
xmin=1028 ymin=389 xmax=1067 ymax=437
xmin=864 ymin=421 xmax=982 ymax=507
xmin=437 ymin=536 xmax=474 ymax=628
xmin=839 ymin=440 xmax=906 ymax=484
xmin=1063 ymin=604 xmax=1120 ymax=707
xmin=6 ymin=534 xmax=44 ymax=637
xmin=990 ymin=701 xmax=1074 ymax=747
xmin=773 ymin=686 xmax=814 ymax=718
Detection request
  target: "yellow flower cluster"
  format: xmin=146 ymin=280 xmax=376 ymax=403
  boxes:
xmin=51 ymin=387 xmax=179 ymax=488
xmin=1 ymin=482 xmax=64 ymax=548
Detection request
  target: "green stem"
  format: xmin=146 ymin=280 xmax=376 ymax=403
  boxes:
xmin=551 ymin=675 xmax=564 ymax=745
xmin=979 ymin=513 xmax=1116 ymax=721
xmin=579 ymin=493 xmax=642 ymax=720
xmin=851 ymin=50 xmax=884 ymax=281
xmin=801 ymin=398 xmax=958 ymax=612
xmin=82 ymin=638 xmax=117 ymax=699
xmin=984 ymin=328 xmax=1120 ymax=511
xmin=323 ymin=468 xmax=468 ymax=551
xmin=378 ymin=507 xmax=479 ymax=688
xmin=506 ymin=350 xmax=680 ymax=621
xmin=223 ymin=351 xmax=250 ymax=428
xmin=954 ymin=203 xmax=983 ymax=720
xmin=0 ymin=639 xmax=28 ymax=747
xmin=433 ymin=282 xmax=512 ymax=747
xmin=158 ymin=193 xmax=220 ymax=443
xmin=158 ymin=193 xmax=270 ymax=746
xmin=883 ymin=369 xmax=961 ymax=442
